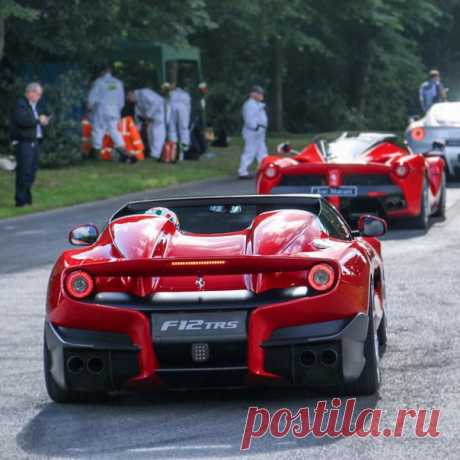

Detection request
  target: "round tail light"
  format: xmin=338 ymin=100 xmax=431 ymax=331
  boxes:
xmin=393 ymin=163 xmax=410 ymax=178
xmin=308 ymin=264 xmax=336 ymax=292
xmin=411 ymin=127 xmax=425 ymax=142
xmin=264 ymin=164 xmax=280 ymax=179
xmin=65 ymin=271 xmax=94 ymax=299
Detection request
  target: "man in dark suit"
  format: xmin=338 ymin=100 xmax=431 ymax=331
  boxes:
xmin=11 ymin=82 xmax=50 ymax=207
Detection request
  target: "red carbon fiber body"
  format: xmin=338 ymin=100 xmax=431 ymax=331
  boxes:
xmin=46 ymin=203 xmax=385 ymax=390
xmin=256 ymin=134 xmax=445 ymax=220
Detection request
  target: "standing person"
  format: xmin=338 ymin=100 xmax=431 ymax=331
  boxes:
xmin=87 ymin=63 xmax=127 ymax=160
xmin=169 ymin=85 xmax=192 ymax=157
xmin=127 ymin=89 xmax=165 ymax=160
xmin=238 ymin=85 xmax=268 ymax=179
xmin=11 ymin=82 xmax=50 ymax=207
xmin=419 ymin=69 xmax=447 ymax=113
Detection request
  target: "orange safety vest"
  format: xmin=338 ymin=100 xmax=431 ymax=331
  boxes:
xmin=81 ymin=116 xmax=145 ymax=161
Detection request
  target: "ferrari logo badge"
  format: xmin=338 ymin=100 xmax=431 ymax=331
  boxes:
xmin=195 ymin=276 xmax=206 ymax=290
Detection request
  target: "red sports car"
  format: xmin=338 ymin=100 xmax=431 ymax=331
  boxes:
xmin=257 ymin=132 xmax=446 ymax=228
xmin=44 ymin=194 xmax=387 ymax=403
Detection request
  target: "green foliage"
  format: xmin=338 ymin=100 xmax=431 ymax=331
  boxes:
xmin=1 ymin=0 xmax=460 ymax=160
xmin=39 ymin=70 xmax=87 ymax=168
xmin=0 ymin=0 xmax=38 ymax=21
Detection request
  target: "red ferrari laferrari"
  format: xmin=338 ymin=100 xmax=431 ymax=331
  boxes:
xmin=44 ymin=195 xmax=387 ymax=402
xmin=257 ymin=132 xmax=446 ymax=228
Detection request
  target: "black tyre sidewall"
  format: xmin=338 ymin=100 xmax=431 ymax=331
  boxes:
xmin=344 ymin=287 xmax=381 ymax=396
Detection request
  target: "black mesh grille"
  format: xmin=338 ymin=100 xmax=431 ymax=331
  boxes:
xmin=155 ymin=341 xmax=246 ymax=369
xmin=342 ymin=174 xmax=392 ymax=186
xmin=279 ymin=175 xmax=327 ymax=186
xmin=446 ymin=139 xmax=460 ymax=147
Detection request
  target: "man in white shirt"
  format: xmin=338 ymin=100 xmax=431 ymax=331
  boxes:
xmin=238 ymin=85 xmax=268 ymax=178
xmin=11 ymin=82 xmax=50 ymax=207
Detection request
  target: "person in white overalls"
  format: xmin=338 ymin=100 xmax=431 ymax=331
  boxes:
xmin=87 ymin=65 xmax=126 ymax=159
xmin=169 ymin=86 xmax=192 ymax=154
xmin=238 ymin=85 xmax=268 ymax=179
xmin=127 ymin=89 xmax=166 ymax=159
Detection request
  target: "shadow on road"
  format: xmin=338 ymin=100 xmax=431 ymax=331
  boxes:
xmin=17 ymin=389 xmax=379 ymax=458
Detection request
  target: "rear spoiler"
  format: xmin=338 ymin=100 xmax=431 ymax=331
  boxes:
xmin=70 ymin=256 xmax=339 ymax=277
xmin=284 ymin=163 xmax=392 ymax=174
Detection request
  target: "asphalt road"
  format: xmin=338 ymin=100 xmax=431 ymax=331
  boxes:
xmin=1 ymin=178 xmax=460 ymax=459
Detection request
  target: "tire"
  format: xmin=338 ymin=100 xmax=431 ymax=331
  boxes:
xmin=377 ymin=311 xmax=387 ymax=357
xmin=433 ymin=173 xmax=446 ymax=219
xmin=411 ymin=177 xmax=429 ymax=230
xmin=343 ymin=289 xmax=382 ymax=396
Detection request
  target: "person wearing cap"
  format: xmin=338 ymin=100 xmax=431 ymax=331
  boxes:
xmin=127 ymin=88 xmax=166 ymax=159
xmin=87 ymin=63 xmax=128 ymax=161
xmin=238 ymin=85 xmax=268 ymax=179
xmin=419 ymin=70 xmax=447 ymax=113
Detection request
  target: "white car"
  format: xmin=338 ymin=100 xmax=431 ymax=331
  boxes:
xmin=405 ymin=102 xmax=460 ymax=179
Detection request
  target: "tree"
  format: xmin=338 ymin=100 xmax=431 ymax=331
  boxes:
xmin=0 ymin=0 xmax=38 ymax=63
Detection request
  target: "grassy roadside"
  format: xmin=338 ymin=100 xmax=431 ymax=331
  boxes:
xmin=0 ymin=134 xmax=311 ymax=220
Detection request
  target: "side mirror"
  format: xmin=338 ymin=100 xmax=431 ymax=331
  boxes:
xmin=69 ymin=224 xmax=99 ymax=246
xmin=356 ymin=215 xmax=387 ymax=237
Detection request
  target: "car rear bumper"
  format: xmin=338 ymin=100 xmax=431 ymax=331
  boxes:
xmin=45 ymin=286 xmax=370 ymax=391
xmin=271 ymin=185 xmax=411 ymax=219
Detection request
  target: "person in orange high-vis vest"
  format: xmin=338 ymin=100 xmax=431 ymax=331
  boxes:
xmin=81 ymin=116 xmax=144 ymax=162
xmin=81 ymin=117 xmax=93 ymax=156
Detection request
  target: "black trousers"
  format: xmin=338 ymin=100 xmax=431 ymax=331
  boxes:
xmin=15 ymin=140 xmax=40 ymax=206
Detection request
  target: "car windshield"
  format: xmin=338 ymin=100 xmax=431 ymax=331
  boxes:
xmin=427 ymin=103 xmax=460 ymax=126
xmin=112 ymin=197 xmax=351 ymax=240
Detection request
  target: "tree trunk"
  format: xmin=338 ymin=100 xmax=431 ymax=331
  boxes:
xmin=0 ymin=17 xmax=5 ymax=64
xmin=347 ymin=36 xmax=372 ymax=113
xmin=272 ymin=38 xmax=284 ymax=132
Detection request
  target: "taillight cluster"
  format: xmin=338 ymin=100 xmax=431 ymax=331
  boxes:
xmin=307 ymin=263 xmax=336 ymax=292
xmin=65 ymin=271 xmax=94 ymax=299
xmin=411 ymin=127 xmax=425 ymax=142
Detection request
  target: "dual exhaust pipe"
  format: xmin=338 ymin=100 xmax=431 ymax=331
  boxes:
xmin=385 ymin=197 xmax=405 ymax=210
xmin=300 ymin=349 xmax=338 ymax=368
xmin=66 ymin=355 xmax=105 ymax=375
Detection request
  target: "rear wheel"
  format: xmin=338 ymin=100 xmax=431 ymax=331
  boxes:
xmin=343 ymin=290 xmax=381 ymax=396
xmin=411 ymin=178 xmax=429 ymax=229
xmin=433 ymin=173 xmax=446 ymax=219
xmin=377 ymin=311 xmax=387 ymax=357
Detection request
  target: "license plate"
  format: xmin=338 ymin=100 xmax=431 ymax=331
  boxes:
xmin=311 ymin=186 xmax=358 ymax=197
xmin=151 ymin=311 xmax=247 ymax=343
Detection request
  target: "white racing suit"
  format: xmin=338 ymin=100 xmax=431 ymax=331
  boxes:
xmin=238 ymin=98 xmax=268 ymax=176
xmin=87 ymin=73 xmax=125 ymax=150
xmin=134 ymin=89 xmax=165 ymax=159
xmin=168 ymin=88 xmax=191 ymax=148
